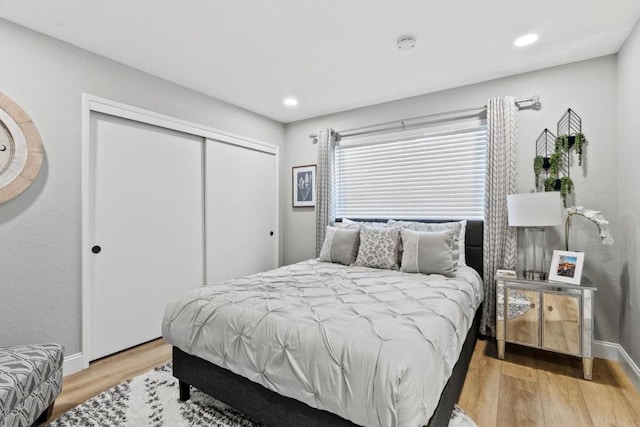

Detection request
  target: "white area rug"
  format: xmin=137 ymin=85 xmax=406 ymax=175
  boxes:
xmin=51 ymin=363 xmax=477 ymax=427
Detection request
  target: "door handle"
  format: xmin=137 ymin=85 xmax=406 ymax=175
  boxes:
xmin=92 ymin=245 xmax=102 ymax=254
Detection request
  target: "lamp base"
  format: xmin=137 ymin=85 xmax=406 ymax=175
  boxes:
xmin=523 ymin=270 xmax=547 ymax=281
xmin=522 ymin=227 xmax=548 ymax=281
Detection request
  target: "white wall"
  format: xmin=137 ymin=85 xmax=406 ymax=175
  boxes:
xmin=0 ymin=18 xmax=284 ymax=355
xmin=617 ymin=19 xmax=640 ymax=367
xmin=283 ymin=56 xmax=621 ymax=344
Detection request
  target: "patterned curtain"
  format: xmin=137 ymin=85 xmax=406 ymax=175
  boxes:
xmin=481 ymin=97 xmax=518 ymax=336
xmin=315 ymin=129 xmax=337 ymax=256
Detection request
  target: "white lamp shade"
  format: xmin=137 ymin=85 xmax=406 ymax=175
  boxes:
xmin=507 ymin=192 xmax=562 ymax=227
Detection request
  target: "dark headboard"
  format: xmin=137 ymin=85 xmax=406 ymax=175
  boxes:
xmin=463 ymin=220 xmax=483 ymax=278
xmin=335 ymin=219 xmax=484 ymax=277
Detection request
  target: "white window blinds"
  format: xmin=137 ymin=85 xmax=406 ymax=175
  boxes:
xmin=335 ymin=120 xmax=487 ymax=220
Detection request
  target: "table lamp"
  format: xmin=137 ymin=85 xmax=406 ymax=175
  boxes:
xmin=507 ymin=192 xmax=562 ymax=280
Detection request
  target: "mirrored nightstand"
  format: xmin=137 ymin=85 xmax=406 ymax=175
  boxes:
xmin=496 ymin=272 xmax=596 ymax=380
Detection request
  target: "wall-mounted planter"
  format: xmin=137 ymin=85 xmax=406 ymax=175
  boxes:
xmin=534 ymin=128 xmax=557 ymax=191
xmin=535 ymin=109 xmax=586 ymax=206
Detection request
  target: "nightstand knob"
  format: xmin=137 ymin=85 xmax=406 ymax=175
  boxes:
xmin=530 ymin=303 xmax=536 ymax=309
xmin=547 ymin=305 xmax=553 ymax=312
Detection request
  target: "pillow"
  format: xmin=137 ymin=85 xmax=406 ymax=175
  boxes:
xmin=387 ymin=219 xmax=465 ymax=267
xmin=335 ymin=218 xmax=387 ymax=230
xmin=400 ymin=229 xmax=456 ymax=276
xmin=352 ymin=226 xmax=400 ymax=270
xmin=318 ymin=226 xmax=360 ymax=265
xmin=458 ymin=220 xmax=468 ymax=266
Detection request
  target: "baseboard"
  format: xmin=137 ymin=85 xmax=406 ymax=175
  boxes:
xmin=593 ymin=340 xmax=619 ymax=360
xmin=593 ymin=340 xmax=640 ymax=392
xmin=618 ymin=345 xmax=640 ymax=392
xmin=63 ymin=352 xmax=83 ymax=376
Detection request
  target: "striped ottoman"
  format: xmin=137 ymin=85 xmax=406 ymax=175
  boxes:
xmin=0 ymin=344 xmax=64 ymax=427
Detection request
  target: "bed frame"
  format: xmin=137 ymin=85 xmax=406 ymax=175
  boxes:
xmin=173 ymin=219 xmax=484 ymax=427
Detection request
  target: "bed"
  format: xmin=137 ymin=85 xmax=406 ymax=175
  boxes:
xmin=162 ymin=219 xmax=484 ymax=427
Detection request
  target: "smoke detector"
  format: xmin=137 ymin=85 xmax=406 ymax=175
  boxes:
xmin=397 ymin=35 xmax=416 ymax=50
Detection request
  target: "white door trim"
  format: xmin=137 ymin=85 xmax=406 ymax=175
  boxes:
xmin=81 ymin=94 xmax=279 ymax=369
xmin=84 ymin=95 xmax=278 ymax=155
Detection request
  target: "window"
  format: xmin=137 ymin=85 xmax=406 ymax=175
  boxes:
xmin=335 ymin=119 xmax=487 ymax=220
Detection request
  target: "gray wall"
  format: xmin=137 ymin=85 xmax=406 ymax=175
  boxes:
xmin=617 ymin=19 xmax=640 ymax=367
xmin=0 ymin=18 xmax=284 ymax=355
xmin=282 ymin=56 xmax=621 ymax=345
xmin=2 ymin=13 xmax=635 ymax=367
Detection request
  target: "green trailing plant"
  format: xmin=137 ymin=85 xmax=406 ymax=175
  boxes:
xmin=533 ymin=155 xmax=544 ymax=188
xmin=544 ymin=176 xmax=556 ymax=192
xmin=574 ymin=132 xmax=586 ymax=165
xmin=556 ymin=134 xmax=570 ymax=152
xmin=560 ymin=176 xmax=573 ymax=207
xmin=549 ymin=151 xmax=562 ymax=177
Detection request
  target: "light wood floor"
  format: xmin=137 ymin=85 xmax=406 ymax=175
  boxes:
xmin=459 ymin=340 xmax=640 ymax=427
xmin=44 ymin=339 xmax=639 ymax=426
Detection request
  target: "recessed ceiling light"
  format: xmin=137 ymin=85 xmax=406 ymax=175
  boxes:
xmin=514 ymin=33 xmax=539 ymax=47
xmin=283 ymin=98 xmax=298 ymax=107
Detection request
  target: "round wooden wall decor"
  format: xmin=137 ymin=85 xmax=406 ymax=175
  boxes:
xmin=0 ymin=92 xmax=43 ymax=204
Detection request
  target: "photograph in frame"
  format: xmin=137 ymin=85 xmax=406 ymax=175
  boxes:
xmin=548 ymin=250 xmax=585 ymax=285
xmin=292 ymin=165 xmax=316 ymax=207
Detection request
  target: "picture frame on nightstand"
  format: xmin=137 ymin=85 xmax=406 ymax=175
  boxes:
xmin=548 ymin=250 xmax=584 ymax=285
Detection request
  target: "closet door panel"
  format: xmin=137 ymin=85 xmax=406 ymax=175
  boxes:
xmin=91 ymin=113 xmax=204 ymax=360
xmin=206 ymin=139 xmax=276 ymax=284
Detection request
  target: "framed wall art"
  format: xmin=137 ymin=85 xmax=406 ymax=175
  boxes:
xmin=292 ymin=164 xmax=316 ymax=207
xmin=548 ymin=250 xmax=584 ymax=285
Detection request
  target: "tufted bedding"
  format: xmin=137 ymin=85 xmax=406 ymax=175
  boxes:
xmin=162 ymin=259 xmax=483 ymax=427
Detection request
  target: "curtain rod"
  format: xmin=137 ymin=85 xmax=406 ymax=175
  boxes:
xmin=310 ymin=95 xmax=540 ymax=142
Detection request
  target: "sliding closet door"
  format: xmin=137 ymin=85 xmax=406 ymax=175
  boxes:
xmin=90 ymin=113 xmax=204 ymax=361
xmin=205 ymin=139 xmax=277 ymax=284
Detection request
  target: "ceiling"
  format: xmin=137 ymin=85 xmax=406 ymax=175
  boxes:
xmin=1 ymin=1 xmax=639 ymax=123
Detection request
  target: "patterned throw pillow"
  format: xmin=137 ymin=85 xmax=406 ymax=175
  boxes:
xmin=400 ymin=228 xmax=456 ymax=276
xmin=318 ymin=226 xmax=360 ymax=265
xmin=335 ymin=218 xmax=387 ymax=230
xmin=352 ymin=226 xmax=401 ymax=270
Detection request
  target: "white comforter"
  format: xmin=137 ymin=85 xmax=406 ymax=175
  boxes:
xmin=162 ymin=260 xmax=483 ymax=427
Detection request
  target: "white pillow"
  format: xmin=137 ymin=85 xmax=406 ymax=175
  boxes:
xmin=458 ymin=220 xmax=467 ymax=266
xmin=336 ymin=218 xmax=387 ymax=230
